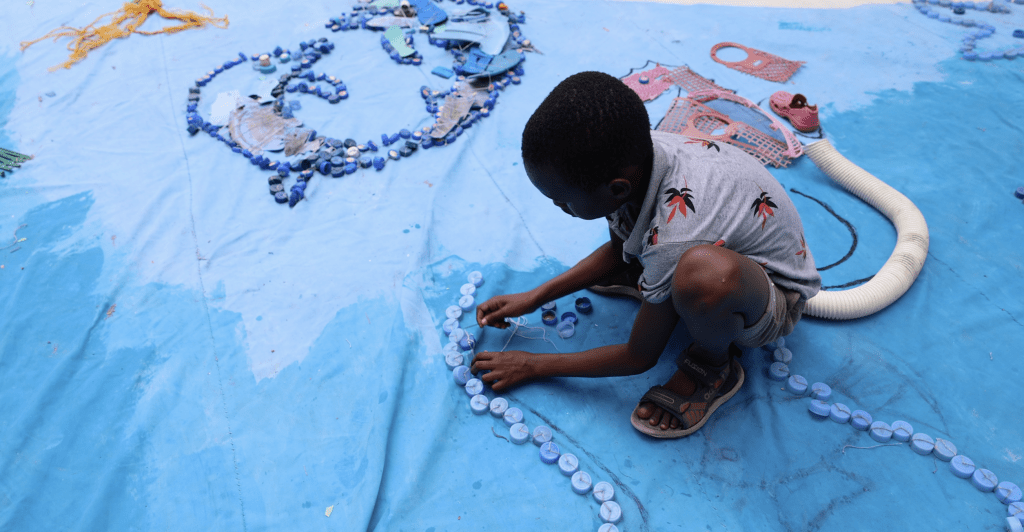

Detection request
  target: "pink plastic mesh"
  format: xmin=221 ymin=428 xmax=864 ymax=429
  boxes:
xmin=710 ymin=42 xmax=804 ymax=83
xmin=664 ymin=65 xmax=730 ymax=95
xmin=656 ymin=97 xmax=794 ymax=168
xmin=621 ymin=65 xmax=673 ymax=101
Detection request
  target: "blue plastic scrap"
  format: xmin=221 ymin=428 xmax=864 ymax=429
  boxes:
xmin=432 ymin=66 xmax=455 ymax=78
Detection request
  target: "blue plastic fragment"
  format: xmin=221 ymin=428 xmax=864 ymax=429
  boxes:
xmin=489 ymin=397 xmax=508 ymax=418
xmin=571 ymin=471 xmax=593 ymax=495
xmin=509 ymin=422 xmax=530 ymax=444
xmin=539 ymin=442 xmax=560 ymax=464
xmin=532 ymin=425 xmax=553 ymax=446
xmin=470 ymin=394 xmax=489 ymax=415
xmin=558 ymin=453 xmax=579 ymax=476
xmin=432 ymin=66 xmax=455 ymax=78
xmin=810 ymin=382 xmax=832 ymax=401
xmin=464 ymin=378 xmax=484 ymax=396
xmin=891 ymin=420 xmax=913 ymax=441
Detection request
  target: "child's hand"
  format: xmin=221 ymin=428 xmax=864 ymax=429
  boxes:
xmin=476 ymin=292 xmax=539 ymax=328
xmin=471 ymin=350 xmax=534 ymax=392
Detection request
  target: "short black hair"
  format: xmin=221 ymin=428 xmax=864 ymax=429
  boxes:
xmin=522 ymin=71 xmax=652 ymax=190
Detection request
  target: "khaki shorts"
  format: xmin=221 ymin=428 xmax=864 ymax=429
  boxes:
xmin=734 ymin=268 xmax=805 ymax=348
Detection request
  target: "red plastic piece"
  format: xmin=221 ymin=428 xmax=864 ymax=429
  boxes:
xmin=710 ymin=42 xmax=804 ymax=83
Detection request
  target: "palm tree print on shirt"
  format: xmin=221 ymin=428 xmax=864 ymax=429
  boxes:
xmin=796 ymin=234 xmax=808 ymax=260
xmin=750 ymin=191 xmax=778 ymax=230
xmin=648 ymin=226 xmax=659 ymax=246
xmin=665 ymin=183 xmax=696 ymax=223
xmin=686 ymin=138 xmax=721 ymax=152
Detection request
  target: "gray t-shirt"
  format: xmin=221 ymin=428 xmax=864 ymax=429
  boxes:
xmin=607 ymin=131 xmax=821 ymax=303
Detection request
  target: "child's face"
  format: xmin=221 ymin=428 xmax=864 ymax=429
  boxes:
xmin=525 ymin=162 xmax=635 ymax=221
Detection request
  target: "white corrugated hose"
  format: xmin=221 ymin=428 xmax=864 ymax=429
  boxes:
xmin=802 ymin=139 xmax=929 ymax=320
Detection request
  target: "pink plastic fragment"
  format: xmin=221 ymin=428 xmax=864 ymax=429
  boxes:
xmin=710 ymin=42 xmax=804 ymax=83
xmin=655 ymin=89 xmax=803 ymax=168
xmin=664 ymin=65 xmax=731 ymax=96
xmin=621 ymin=64 xmax=673 ymax=101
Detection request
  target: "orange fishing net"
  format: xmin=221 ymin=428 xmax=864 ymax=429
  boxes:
xmin=20 ymin=0 xmax=229 ymax=71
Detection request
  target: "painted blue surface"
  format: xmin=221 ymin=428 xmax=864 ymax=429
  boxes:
xmin=1 ymin=0 xmax=1023 ymax=530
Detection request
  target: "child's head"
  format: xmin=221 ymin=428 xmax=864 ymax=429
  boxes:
xmin=522 ymin=71 xmax=652 ymax=220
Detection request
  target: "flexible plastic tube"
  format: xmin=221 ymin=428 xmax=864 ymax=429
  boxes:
xmin=803 ymin=139 xmax=930 ymax=320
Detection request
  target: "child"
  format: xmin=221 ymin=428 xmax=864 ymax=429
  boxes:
xmin=472 ymin=71 xmax=821 ymax=439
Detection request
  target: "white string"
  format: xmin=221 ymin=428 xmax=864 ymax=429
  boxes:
xmin=500 ymin=316 xmax=559 ymax=352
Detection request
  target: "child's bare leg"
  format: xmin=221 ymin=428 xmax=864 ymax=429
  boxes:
xmin=634 ymin=244 xmax=771 ymax=431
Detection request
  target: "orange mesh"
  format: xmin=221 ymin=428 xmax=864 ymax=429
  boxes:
xmin=664 ymin=65 xmax=730 ymax=95
xmin=710 ymin=42 xmax=803 ymax=84
xmin=20 ymin=0 xmax=229 ymax=71
xmin=656 ymin=97 xmax=794 ymax=168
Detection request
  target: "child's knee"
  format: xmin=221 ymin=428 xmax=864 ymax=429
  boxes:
xmin=671 ymin=245 xmax=742 ymax=306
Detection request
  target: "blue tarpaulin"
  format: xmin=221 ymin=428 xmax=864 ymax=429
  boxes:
xmin=1 ymin=0 xmax=1022 ymax=530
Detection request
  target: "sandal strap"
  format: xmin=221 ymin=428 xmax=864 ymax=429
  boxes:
xmin=675 ymin=344 xmax=739 ymax=388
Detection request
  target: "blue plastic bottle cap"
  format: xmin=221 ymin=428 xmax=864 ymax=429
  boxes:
xmin=973 ymin=469 xmax=999 ymax=492
xmin=541 ymin=310 xmax=558 ymax=325
xmin=346 ymin=147 xmax=360 ymax=158
xmin=997 ymin=482 xmax=1023 ymax=505
xmin=810 ymin=382 xmax=832 ymax=401
xmin=460 ymin=283 xmax=476 ymax=296
xmin=558 ymin=453 xmax=579 ymax=476
xmin=593 ymin=481 xmax=615 ymax=503
xmin=458 ymin=333 xmax=476 ymax=352
xmin=556 ymin=320 xmax=575 ymax=339
xmin=571 ymin=471 xmax=593 ymax=495
xmin=850 ymin=410 xmax=873 ymax=431
xmin=503 ymin=407 xmax=524 ymax=427
xmin=639 ymin=75 xmax=650 ymax=84
xmin=768 ymin=362 xmax=790 ymax=381
xmin=449 ymin=327 xmax=466 ymax=344
xmin=600 ymin=501 xmax=623 ymax=524
xmin=891 ymin=420 xmax=913 ymax=442
xmin=775 ymin=336 xmax=786 ymax=348
xmin=910 ymin=433 xmax=936 ymax=455
xmin=1015 ymin=187 xmax=1024 ymax=199
xmin=1011 ymin=502 xmax=1024 ymax=523
xmin=539 ymin=442 xmax=560 ymax=464
xmin=446 ymin=305 xmax=462 ymax=319
xmin=444 ymin=351 xmax=464 ymax=370
xmin=453 ymin=365 xmax=471 ymax=386
xmin=829 ymin=402 xmax=852 ymax=423
xmin=470 ymin=394 xmax=489 ymax=415
xmin=773 ymin=347 xmax=793 ymax=364
xmin=484 ymin=398 xmax=508 ymax=420
xmin=575 ymin=297 xmax=593 ymax=314
xmin=808 ymin=399 xmax=830 ymax=417
xmin=540 ymin=301 xmax=557 ymax=312
xmin=1008 ymin=516 xmax=1024 ymax=532
xmin=1015 ymin=29 xmax=1024 ymax=39
xmin=933 ymin=438 xmax=958 ymax=461
xmin=459 ymin=295 xmax=475 ymax=312
xmin=467 ymin=271 xmax=484 ymax=287
xmin=560 ymin=311 xmax=577 ymax=324
xmin=509 ymin=422 xmax=530 ymax=444
xmin=442 ymin=317 xmax=460 ymax=335
xmin=950 ymin=455 xmax=976 ymax=479
xmin=598 ymin=525 xmax=620 ymax=532
xmin=786 ymin=375 xmax=808 ymax=395
xmin=532 ymin=425 xmax=553 ymax=446
xmin=464 ymin=378 xmax=483 ymax=396
xmin=869 ymin=421 xmax=893 ymax=443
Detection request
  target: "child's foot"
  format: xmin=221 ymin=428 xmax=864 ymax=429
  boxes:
xmin=630 ymin=344 xmax=744 ymax=438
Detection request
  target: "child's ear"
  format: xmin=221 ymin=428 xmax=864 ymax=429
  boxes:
xmin=609 ymin=178 xmax=632 ymax=200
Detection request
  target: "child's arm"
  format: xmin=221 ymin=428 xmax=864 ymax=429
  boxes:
xmin=477 ymin=230 xmax=631 ymax=329
xmin=472 ymin=298 xmax=678 ymax=391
